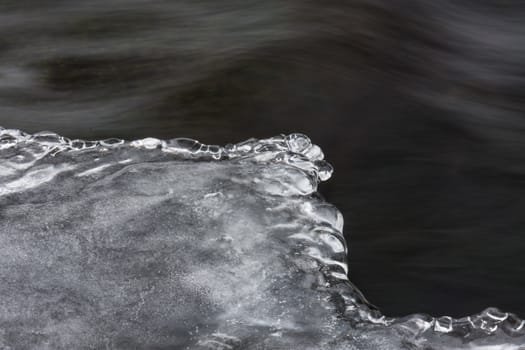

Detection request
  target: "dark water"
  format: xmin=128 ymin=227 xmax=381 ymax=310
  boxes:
xmin=1 ymin=0 xmax=524 ymax=318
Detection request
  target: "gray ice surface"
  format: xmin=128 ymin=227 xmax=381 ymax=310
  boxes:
xmin=0 ymin=128 xmax=523 ymax=349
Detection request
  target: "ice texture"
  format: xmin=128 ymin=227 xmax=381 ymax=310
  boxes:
xmin=0 ymin=127 xmax=524 ymax=349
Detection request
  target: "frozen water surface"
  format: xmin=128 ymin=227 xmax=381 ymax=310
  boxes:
xmin=0 ymin=127 xmax=523 ymax=349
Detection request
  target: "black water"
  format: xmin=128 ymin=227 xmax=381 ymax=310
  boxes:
xmin=1 ymin=0 xmax=524 ymax=318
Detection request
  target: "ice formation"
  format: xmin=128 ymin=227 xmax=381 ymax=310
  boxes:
xmin=0 ymin=127 xmax=523 ymax=349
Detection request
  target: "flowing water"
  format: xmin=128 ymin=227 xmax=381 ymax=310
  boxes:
xmin=0 ymin=128 xmax=524 ymax=349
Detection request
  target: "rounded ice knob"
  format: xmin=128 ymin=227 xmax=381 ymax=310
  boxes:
xmin=285 ymin=133 xmax=311 ymax=153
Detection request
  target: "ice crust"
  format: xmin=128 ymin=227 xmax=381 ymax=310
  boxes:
xmin=0 ymin=127 xmax=524 ymax=349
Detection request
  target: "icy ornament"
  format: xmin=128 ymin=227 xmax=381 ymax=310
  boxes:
xmin=304 ymin=144 xmax=324 ymax=161
xmin=0 ymin=133 xmax=18 ymax=150
xmin=0 ymin=128 xmax=523 ymax=350
xmin=131 ymin=137 xmax=164 ymax=150
xmin=99 ymin=137 xmax=125 ymax=148
xmin=285 ymin=133 xmax=311 ymax=153
xmin=30 ymin=131 xmax=63 ymax=144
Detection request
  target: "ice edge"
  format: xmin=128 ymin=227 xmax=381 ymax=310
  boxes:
xmin=1 ymin=126 xmax=523 ymax=340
